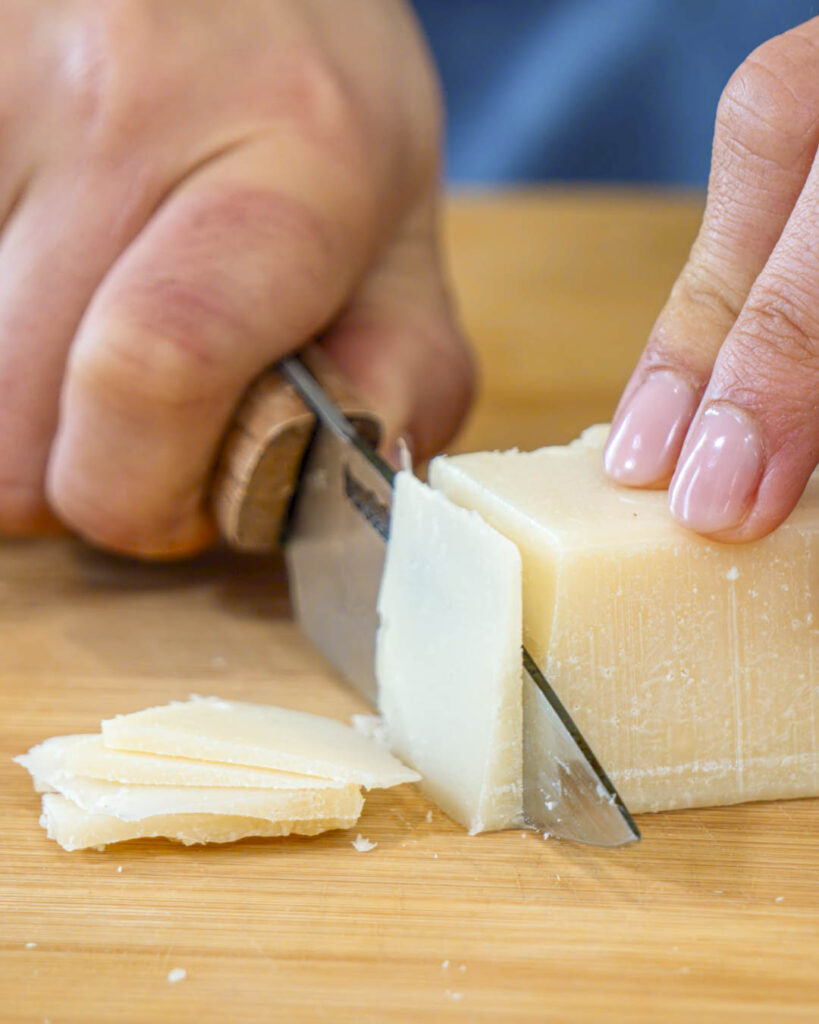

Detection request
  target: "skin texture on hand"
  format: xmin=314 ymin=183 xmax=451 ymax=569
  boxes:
xmin=0 ymin=0 xmax=473 ymax=557
xmin=604 ymin=16 xmax=819 ymax=543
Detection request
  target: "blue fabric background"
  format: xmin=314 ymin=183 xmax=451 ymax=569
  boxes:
xmin=412 ymin=0 xmax=818 ymax=184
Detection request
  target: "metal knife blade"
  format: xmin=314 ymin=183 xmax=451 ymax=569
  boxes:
xmin=280 ymin=355 xmax=640 ymax=847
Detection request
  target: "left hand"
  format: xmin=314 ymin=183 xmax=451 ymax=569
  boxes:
xmin=604 ymin=17 xmax=819 ymax=542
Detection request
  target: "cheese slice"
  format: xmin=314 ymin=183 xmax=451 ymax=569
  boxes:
xmin=16 ymin=736 xmax=363 ymax=822
xmin=376 ymin=472 xmax=523 ymax=833
xmin=101 ymin=696 xmax=420 ymax=789
xmin=40 ymin=794 xmax=358 ymax=850
xmin=61 ymin=734 xmax=349 ymax=789
xmin=430 ymin=425 xmax=819 ymax=814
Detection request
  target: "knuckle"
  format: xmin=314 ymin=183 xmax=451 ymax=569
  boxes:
xmin=674 ymin=261 xmax=744 ymax=326
xmin=171 ymin=185 xmax=344 ymax=335
xmin=741 ymin=286 xmax=819 ymax=367
xmin=71 ymin=307 xmax=230 ymax=415
xmin=58 ymin=1 xmax=170 ymax=154
xmin=716 ymin=32 xmax=819 ymax=172
xmin=273 ymin=47 xmax=367 ymax=162
xmin=159 ymin=183 xmax=345 ymax=338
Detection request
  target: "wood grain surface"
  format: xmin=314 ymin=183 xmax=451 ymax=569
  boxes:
xmin=2 ymin=190 xmax=817 ymax=1024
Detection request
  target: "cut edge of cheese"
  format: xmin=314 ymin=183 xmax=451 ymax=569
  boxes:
xmin=40 ymin=794 xmax=359 ymax=851
xmin=376 ymin=472 xmax=523 ymax=833
xmin=101 ymin=696 xmax=420 ymax=790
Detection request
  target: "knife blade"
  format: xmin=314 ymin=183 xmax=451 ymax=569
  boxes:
xmin=279 ymin=355 xmax=639 ymax=847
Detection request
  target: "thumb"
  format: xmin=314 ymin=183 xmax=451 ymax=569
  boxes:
xmin=320 ymin=196 xmax=474 ymax=462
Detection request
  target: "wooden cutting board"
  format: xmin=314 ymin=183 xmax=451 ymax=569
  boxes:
xmin=1 ymin=190 xmax=817 ymax=1024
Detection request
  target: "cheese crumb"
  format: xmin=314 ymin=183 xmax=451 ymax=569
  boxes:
xmin=725 ymin=567 xmax=740 ymax=581
xmin=351 ymin=835 xmax=377 ymax=852
xmin=351 ymin=714 xmax=389 ymax=746
xmin=25 ymin=942 xmax=37 ymax=949
xmin=167 ymin=968 xmax=187 ymax=984
xmin=116 ymin=866 xmax=123 ymax=873
xmin=774 ymin=896 xmax=785 ymax=903
xmin=441 ymin=960 xmax=450 ymax=969
xmin=444 ymin=990 xmax=463 ymax=1001
xmin=425 ymin=809 xmax=434 ymax=823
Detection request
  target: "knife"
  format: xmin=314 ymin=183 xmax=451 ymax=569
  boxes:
xmin=213 ymin=350 xmax=640 ymax=847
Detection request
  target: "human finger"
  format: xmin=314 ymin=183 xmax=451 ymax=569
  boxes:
xmin=48 ymin=132 xmax=386 ymax=556
xmin=321 ymin=197 xmax=474 ymax=463
xmin=604 ymin=21 xmax=819 ymax=487
xmin=668 ymin=155 xmax=819 ymax=541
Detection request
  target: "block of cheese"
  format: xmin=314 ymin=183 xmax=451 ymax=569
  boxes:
xmin=40 ymin=794 xmax=358 ymax=851
xmin=101 ymin=696 xmax=420 ymax=789
xmin=430 ymin=425 xmax=819 ymax=813
xmin=16 ymin=736 xmax=363 ymax=822
xmin=376 ymin=472 xmax=523 ymax=833
xmin=61 ymin=734 xmax=349 ymax=789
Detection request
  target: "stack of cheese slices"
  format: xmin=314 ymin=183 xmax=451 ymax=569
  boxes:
xmin=15 ymin=696 xmax=419 ymax=851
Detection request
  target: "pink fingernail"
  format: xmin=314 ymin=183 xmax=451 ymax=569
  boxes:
xmin=604 ymin=371 xmax=698 ymax=485
xmin=669 ymin=404 xmax=764 ymax=533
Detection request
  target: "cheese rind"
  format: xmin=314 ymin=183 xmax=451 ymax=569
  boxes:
xmin=101 ymin=696 xmax=420 ymax=789
xmin=62 ymin=734 xmax=348 ymax=789
xmin=430 ymin=425 xmax=819 ymax=814
xmin=17 ymin=735 xmax=363 ymax=822
xmin=376 ymin=472 xmax=523 ymax=833
xmin=40 ymin=794 xmax=358 ymax=850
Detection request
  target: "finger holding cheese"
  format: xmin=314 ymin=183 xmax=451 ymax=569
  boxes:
xmin=430 ymin=426 xmax=819 ymax=814
xmin=376 ymin=472 xmax=523 ymax=833
xmin=40 ymin=794 xmax=359 ymax=851
xmin=62 ymin=734 xmax=349 ymax=789
xmin=101 ymin=696 xmax=420 ymax=789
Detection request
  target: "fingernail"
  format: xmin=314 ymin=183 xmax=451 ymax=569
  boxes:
xmin=669 ymin=404 xmax=764 ymax=533
xmin=604 ymin=371 xmax=698 ymax=485
xmin=385 ymin=435 xmax=414 ymax=473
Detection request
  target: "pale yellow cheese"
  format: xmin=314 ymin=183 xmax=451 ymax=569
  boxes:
xmin=430 ymin=425 xmax=819 ymax=814
xmin=376 ymin=472 xmax=523 ymax=833
xmin=61 ymin=734 xmax=348 ymax=789
xmin=40 ymin=794 xmax=358 ymax=851
xmin=101 ymin=696 xmax=420 ymax=789
xmin=16 ymin=735 xmax=363 ymax=822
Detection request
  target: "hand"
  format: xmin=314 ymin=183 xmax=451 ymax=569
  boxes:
xmin=0 ymin=0 xmax=473 ymax=556
xmin=604 ymin=17 xmax=819 ymax=542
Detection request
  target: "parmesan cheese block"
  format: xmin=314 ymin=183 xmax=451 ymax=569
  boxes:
xmin=430 ymin=425 xmax=819 ymax=814
xmin=61 ymin=734 xmax=348 ymax=789
xmin=376 ymin=472 xmax=523 ymax=833
xmin=17 ymin=736 xmax=363 ymax=822
xmin=101 ymin=696 xmax=420 ymax=789
xmin=40 ymin=794 xmax=358 ymax=851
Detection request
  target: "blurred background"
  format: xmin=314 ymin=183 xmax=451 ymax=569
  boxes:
xmin=413 ymin=0 xmax=818 ymax=185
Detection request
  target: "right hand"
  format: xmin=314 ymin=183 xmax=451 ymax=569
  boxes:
xmin=0 ymin=0 xmax=473 ymax=557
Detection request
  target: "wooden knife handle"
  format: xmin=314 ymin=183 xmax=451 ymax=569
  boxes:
xmin=211 ymin=346 xmax=382 ymax=553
